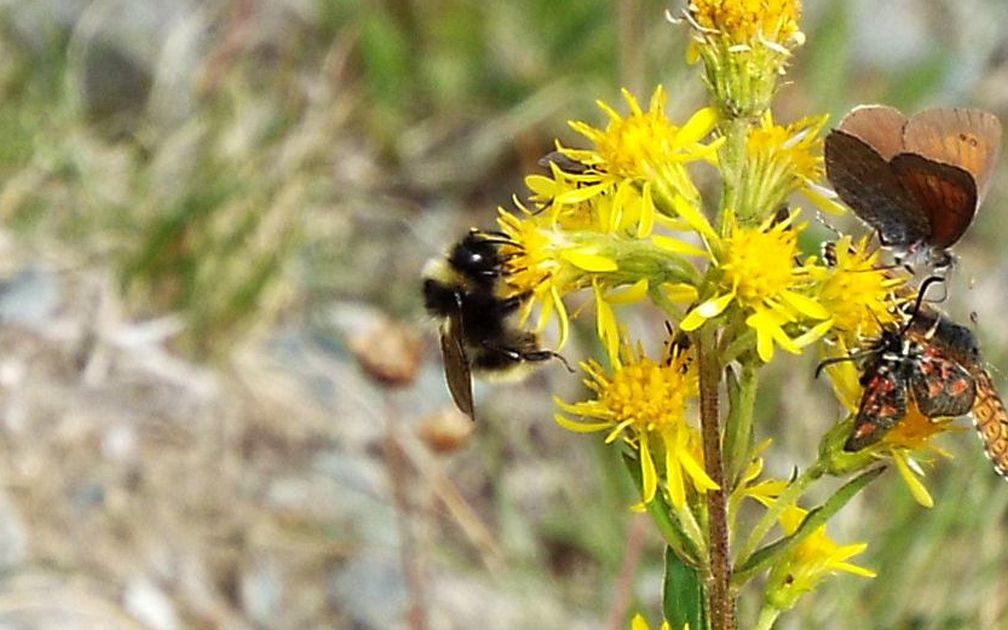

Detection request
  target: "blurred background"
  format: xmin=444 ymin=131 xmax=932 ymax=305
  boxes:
xmin=0 ymin=0 xmax=1005 ymax=628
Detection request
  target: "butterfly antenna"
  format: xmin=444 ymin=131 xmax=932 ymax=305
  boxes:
xmin=902 ymin=275 xmax=945 ymax=333
xmin=815 ymin=353 xmax=861 ymax=379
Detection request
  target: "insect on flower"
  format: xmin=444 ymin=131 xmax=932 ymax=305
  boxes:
xmin=422 ymin=229 xmax=571 ymax=420
xmin=906 ymin=309 xmax=1008 ymax=478
xmin=817 ymin=278 xmax=975 ymax=451
xmin=824 ymin=105 xmax=1002 ymax=269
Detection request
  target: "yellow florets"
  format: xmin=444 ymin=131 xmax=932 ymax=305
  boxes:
xmin=816 ymin=236 xmax=908 ymax=342
xmin=722 ymin=223 xmax=797 ymax=306
xmin=555 ymin=340 xmax=717 ymax=506
xmin=689 ymin=0 xmax=803 ymax=48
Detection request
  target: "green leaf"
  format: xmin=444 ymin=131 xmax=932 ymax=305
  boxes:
xmin=663 ymin=546 xmax=706 ymax=630
xmin=621 ymin=453 xmax=702 ymax=566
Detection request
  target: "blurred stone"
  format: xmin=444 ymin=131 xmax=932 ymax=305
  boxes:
xmin=240 ymin=560 xmax=284 ymax=626
xmin=348 ymin=318 xmax=422 ymax=387
xmin=0 ymin=492 xmax=28 ymax=571
xmin=0 ymin=266 xmax=61 ymax=328
xmin=329 ymin=552 xmax=407 ymax=629
xmin=123 ymin=577 xmax=180 ymax=630
xmin=416 ymin=407 xmax=473 ymax=454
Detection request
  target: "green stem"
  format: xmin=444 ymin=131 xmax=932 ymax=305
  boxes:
xmin=754 ymin=606 xmax=781 ymax=630
xmin=697 ymin=324 xmax=734 ymax=630
xmin=723 ymin=359 xmax=759 ymax=490
xmin=736 ymin=461 xmax=825 ymax=566
xmin=716 ymin=116 xmax=750 ymax=233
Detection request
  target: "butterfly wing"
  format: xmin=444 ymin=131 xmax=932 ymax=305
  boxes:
xmin=836 ymin=104 xmax=908 ymax=160
xmin=889 ymin=154 xmax=978 ymax=249
xmin=845 ymin=361 xmax=909 ymax=451
xmin=901 ymin=107 xmax=1002 ymax=202
xmin=825 ymin=129 xmax=930 ymax=246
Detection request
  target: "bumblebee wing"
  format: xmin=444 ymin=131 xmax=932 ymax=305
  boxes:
xmin=845 ymin=365 xmax=908 ymax=451
xmin=909 ymin=352 xmax=975 ymax=417
xmin=440 ymin=316 xmax=475 ymax=420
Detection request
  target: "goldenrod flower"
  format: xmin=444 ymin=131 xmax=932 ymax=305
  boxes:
xmin=814 ymin=236 xmax=909 ymax=344
xmin=682 ymin=0 xmax=805 ymax=116
xmin=680 ymin=211 xmax=832 ymax=362
xmin=555 ymin=340 xmax=718 ymax=507
xmin=562 ymin=87 xmax=722 ymax=213
xmin=738 ymin=113 xmax=845 ymax=220
xmin=764 ymin=504 xmax=875 ymax=612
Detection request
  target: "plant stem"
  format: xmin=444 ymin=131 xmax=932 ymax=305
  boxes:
xmin=697 ymin=323 xmax=734 ymax=630
xmin=723 ymin=358 xmax=758 ymax=489
xmin=716 ymin=116 xmax=750 ymax=233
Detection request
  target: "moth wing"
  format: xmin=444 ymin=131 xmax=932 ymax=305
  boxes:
xmin=909 ymin=352 xmax=975 ymax=417
xmin=845 ymin=366 xmax=908 ymax=451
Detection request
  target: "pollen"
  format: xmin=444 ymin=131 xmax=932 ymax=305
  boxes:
xmin=590 ymin=354 xmax=694 ymax=432
xmin=817 ymin=236 xmax=907 ymax=341
xmin=690 ymin=0 xmax=803 ymax=47
xmin=722 ymin=224 xmax=797 ymax=306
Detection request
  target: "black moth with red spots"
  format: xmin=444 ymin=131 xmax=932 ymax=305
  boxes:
xmin=846 ymin=321 xmax=976 ymax=451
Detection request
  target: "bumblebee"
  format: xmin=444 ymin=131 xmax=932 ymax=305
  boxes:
xmin=422 ymin=230 xmax=568 ymax=420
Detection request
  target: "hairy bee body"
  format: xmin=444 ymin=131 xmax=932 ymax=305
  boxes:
xmin=422 ymin=231 xmax=557 ymax=419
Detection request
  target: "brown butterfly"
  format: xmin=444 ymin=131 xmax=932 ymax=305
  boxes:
xmin=824 ymin=105 xmax=1002 ymax=267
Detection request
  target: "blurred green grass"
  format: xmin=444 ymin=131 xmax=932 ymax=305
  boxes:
xmin=0 ymin=0 xmax=1006 ymax=628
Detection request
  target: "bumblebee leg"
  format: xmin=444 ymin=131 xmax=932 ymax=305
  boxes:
xmin=479 ymin=341 xmax=575 ymax=372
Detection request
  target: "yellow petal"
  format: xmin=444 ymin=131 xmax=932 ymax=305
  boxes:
xmin=677 ymin=106 xmax=719 ymax=146
xmin=524 ymin=174 xmax=556 ymax=196
xmin=894 ymin=452 xmax=934 ymax=508
xmin=803 ymin=181 xmax=848 ymax=216
xmin=792 ymin=317 xmax=834 ymax=348
xmin=665 ymin=443 xmax=687 ymax=508
xmin=640 ymin=433 xmax=658 ymax=503
xmin=551 ymin=285 xmax=569 ymax=348
xmin=555 ymin=182 xmax=609 ymax=205
xmin=673 ymin=194 xmax=718 ymax=244
xmin=637 ymin=182 xmax=656 ymax=238
xmin=553 ymin=413 xmax=612 ymax=434
xmin=681 ymin=292 xmax=735 ymax=331
xmin=562 ymin=248 xmax=618 ymax=271
xmin=679 ymin=449 xmax=720 ymax=491
xmin=780 ymin=290 xmax=829 ymax=320
xmin=652 ymin=234 xmax=709 ymax=257
xmin=607 ymin=279 xmax=649 ymax=304
xmin=833 ymin=562 xmax=877 ymax=579
xmin=661 ymin=282 xmax=699 ymax=303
